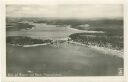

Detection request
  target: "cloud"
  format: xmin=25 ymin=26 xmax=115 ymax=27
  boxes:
xmin=6 ymin=4 xmax=123 ymax=19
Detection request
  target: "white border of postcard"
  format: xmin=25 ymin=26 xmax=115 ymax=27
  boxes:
xmin=0 ymin=0 xmax=128 ymax=82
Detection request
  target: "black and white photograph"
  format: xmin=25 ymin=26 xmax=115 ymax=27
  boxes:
xmin=5 ymin=4 xmax=124 ymax=77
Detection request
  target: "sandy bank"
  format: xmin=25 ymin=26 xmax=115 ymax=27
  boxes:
xmin=23 ymin=43 xmax=50 ymax=47
xmin=68 ymin=41 xmax=123 ymax=58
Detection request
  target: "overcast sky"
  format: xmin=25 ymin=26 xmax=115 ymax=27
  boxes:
xmin=6 ymin=4 xmax=123 ymax=19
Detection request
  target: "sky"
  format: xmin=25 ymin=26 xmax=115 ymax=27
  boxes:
xmin=6 ymin=4 xmax=123 ymax=19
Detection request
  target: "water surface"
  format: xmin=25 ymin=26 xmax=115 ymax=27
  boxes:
xmin=7 ymin=43 xmax=123 ymax=76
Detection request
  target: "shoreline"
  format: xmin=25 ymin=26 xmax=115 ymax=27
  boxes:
xmin=23 ymin=43 xmax=51 ymax=47
xmin=8 ymin=43 xmax=51 ymax=47
xmin=68 ymin=41 xmax=123 ymax=58
xmin=8 ymin=40 xmax=123 ymax=58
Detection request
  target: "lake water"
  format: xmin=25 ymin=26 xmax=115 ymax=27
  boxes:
xmin=6 ymin=23 xmax=103 ymax=40
xmin=7 ymin=43 xmax=123 ymax=76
